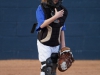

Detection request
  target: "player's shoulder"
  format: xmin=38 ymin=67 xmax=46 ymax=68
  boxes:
xmin=37 ymin=4 xmax=42 ymax=10
xmin=36 ymin=4 xmax=44 ymax=13
xmin=60 ymin=5 xmax=68 ymax=14
xmin=60 ymin=5 xmax=67 ymax=10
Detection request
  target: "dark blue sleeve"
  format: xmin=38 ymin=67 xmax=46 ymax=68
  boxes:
xmin=36 ymin=5 xmax=45 ymax=31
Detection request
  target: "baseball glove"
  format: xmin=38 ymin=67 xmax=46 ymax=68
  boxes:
xmin=57 ymin=47 xmax=74 ymax=72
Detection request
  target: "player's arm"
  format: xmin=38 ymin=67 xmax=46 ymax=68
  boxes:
xmin=60 ymin=31 xmax=66 ymax=48
xmin=40 ymin=8 xmax=64 ymax=28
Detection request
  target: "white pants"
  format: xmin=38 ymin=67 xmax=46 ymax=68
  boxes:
xmin=37 ymin=40 xmax=59 ymax=75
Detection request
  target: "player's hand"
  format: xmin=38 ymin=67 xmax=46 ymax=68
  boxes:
xmin=54 ymin=8 xmax=64 ymax=18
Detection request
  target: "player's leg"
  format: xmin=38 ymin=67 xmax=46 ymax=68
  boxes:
xmin=37 ymin=40 xmax=52 ymax=75
xmin=37 ymin=40 xmax=59 ymax=75
xmin=51 ymin=45 xmax=60 ymax=75
xmin=41 ymin=53 xmax=58 ymax=75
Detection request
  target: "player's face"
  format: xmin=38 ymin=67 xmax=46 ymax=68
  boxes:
xmin=53 ymin=0 xmax=59 ymax=4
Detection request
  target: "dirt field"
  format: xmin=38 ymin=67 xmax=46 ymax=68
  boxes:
xmin=0 ymin=60 xmax=100 ymax=75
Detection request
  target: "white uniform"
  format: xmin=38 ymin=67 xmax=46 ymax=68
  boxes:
xmin=37 ymin=40 xmax=60 ymax=75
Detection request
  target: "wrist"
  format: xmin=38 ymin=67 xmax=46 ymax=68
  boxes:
xmin=61 ymin=45 xmax=66 ymax=49
xmin=53 ymin=15 xmax=58 ymax=19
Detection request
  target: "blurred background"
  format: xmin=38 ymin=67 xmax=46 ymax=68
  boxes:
xmin=0 ymin=0 xmax=100 ymax=60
